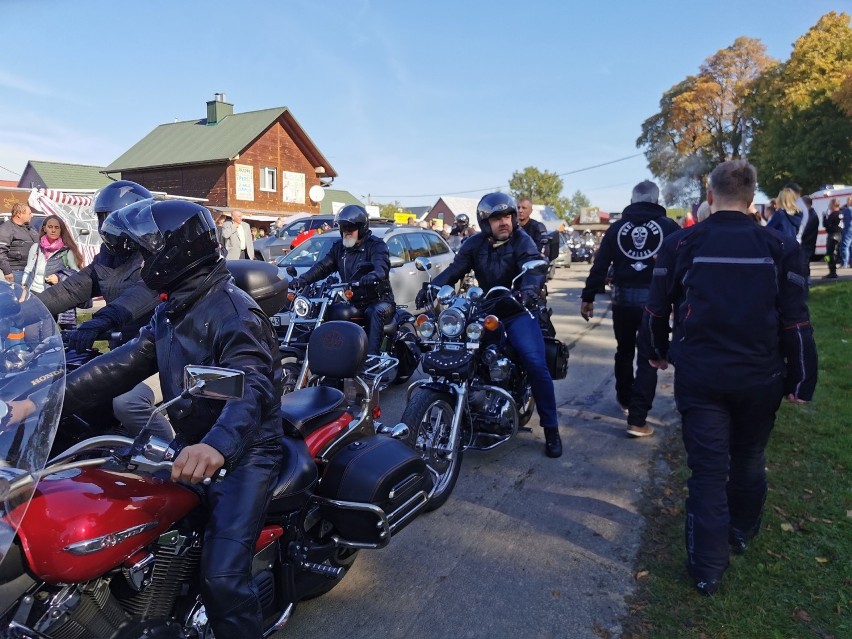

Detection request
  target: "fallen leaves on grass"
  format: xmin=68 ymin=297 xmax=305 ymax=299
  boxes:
xmin=592 ymin=622 xmax=611 ymax=638
xmin=780 ymin=522 xmax=797 ymax=532
xmin=792 ymin=607 xmax=812 ymax=622
xmin=815 ymin=556 xmax=830 ymax=564
xmin=635 ymin=570 xmax=649 ymax=581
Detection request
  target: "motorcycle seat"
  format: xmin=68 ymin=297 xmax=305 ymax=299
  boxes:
xmin=268 ymin=436 xmax=318 ymax=515
xmin=383 ymin=317 xmax=399 ymax=336
xmin=280 ymin=385 xmax=348 ymax=438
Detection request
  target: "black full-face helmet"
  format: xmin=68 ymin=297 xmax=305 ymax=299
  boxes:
xmin=92 ymin=180 xmax=153 ymax=229
xmin=337 ymin=205 xmax=370 ymax=240
xmin=455 ymin=213 xmax=470 ymax=228
xmin=476 ymin=193 xmax=518 ymax=238
xmin=100 ymin=200 xmax=220 ymax=292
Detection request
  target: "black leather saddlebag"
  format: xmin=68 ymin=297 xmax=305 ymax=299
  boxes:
xmin=544 ymin=336 xmax=569 ymax=380
xmin=316 ymin=435 xmax=432 ymax=546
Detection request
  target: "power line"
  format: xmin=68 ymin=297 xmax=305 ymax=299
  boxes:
xmin=0 ymin=164 xmax=22 ymax=177
xmin=371 ymin=153 xmax=644 ymax=199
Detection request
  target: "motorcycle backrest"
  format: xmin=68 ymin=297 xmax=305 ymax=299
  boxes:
xmin=307 ymin=321 xmax=368 ymax=379
xmin=183 ymin=366 xmax=245 ymax=400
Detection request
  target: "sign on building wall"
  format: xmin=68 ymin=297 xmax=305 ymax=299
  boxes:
xmin=282 ymin=171 xmax=305 ymax=204
xmin=235 ymin=164 xmax=254 ymax=201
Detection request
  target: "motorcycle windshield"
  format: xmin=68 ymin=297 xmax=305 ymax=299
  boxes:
xmin=0 ymin=283 xmax=65 ymax=565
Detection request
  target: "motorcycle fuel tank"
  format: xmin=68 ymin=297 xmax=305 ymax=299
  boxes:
xmin=8 ymin=467 xmax=199 ymax=584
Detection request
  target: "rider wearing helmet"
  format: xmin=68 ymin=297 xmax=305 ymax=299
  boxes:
xmin=36 ymin=180 xmax=160 ymax=350
xmin=288 ymin=205 xmax=394 ymax=355
xmin=416 ymin=192 xmax=563 ymax=458
xmin=449 ymin=213 xmax=475 ymax=242
xmin=62 ymin=199 xmax=285 ymax=639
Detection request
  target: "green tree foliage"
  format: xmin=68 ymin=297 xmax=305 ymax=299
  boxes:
xmin=638 ymin=37 xmax=775 ymax=205
xmin=508 ymin=167 xmax=572 ymax=217
xmin=749 ymin=12 xmax=852 ymax=196
xmin=378 ymin=200 xmax=404 ymax=221
xmin=564 ymin=190 xmax=592 ymax=222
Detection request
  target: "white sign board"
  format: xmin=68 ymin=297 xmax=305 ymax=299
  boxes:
xmin=282 ymin=171 xmax=305 ymax=204
xmin=235 ymin=164 xmax=254 ymax=201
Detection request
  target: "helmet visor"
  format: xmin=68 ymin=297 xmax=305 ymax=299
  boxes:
xmin=339 ymin=221 xmax=359 ymax=234
xmin=100 ymin=199 xmax=162 ymax=257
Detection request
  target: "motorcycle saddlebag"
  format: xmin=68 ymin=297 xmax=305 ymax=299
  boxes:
xmin=316 ymin=435 xmax=432 ymax=546
xmin=544 ymin=336 xmax=569 ymax=380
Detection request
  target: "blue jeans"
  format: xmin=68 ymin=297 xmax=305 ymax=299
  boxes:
xmin=504 ymin=310 xmax=558 ymax=428
xmin=840 ymin=229 xmax=852 ymax=267
xmin=676 ymin=376 xmax=783 ymax=579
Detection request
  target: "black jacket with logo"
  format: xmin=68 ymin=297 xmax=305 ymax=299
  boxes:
xmin=639 ymin=211 xmax=817 ymax=399
xmin=581 ymin=202 xmax=681 ymax=303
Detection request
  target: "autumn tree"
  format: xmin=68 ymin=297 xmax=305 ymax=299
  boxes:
xmin=564 ymin=190 xmax=592 ymax=222
xmin=508 ymin=166 xmax=572 ymax=217
xmin=637 ymin=37 xmax=775 ymax=205
xmin=378 ymin=200 xmax=404 ymax=220
xmin=749 ymin=12 xmax=852 ymax=195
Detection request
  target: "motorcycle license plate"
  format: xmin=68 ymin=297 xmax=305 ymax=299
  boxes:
xmin=270 ymin=314 xmax=283 ymax=326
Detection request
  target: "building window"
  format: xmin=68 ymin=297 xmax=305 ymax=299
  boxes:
xmin=260 ymin=167 xmax=277 ymax=192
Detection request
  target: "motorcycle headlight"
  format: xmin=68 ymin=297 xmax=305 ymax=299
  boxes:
xmin=293 ymin=296 xmax=312 ymax=318
xmin=438 ymin=308 xmax=465 ymax=338
xmin=465 ymin=321 xmax=484 ymax=342
xmin=418 ymin=320 xmax=435 ymax=339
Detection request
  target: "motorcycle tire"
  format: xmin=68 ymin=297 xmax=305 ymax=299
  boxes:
xmin=401 ymin=389 xmax=462 ymax=512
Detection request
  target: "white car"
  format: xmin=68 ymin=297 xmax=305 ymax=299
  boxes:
xmin=275 ymin=224 xmax=455 ymax=309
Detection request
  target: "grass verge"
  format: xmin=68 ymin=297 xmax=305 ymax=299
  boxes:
xmin=622 ymin=280 xmax=852 ymax=639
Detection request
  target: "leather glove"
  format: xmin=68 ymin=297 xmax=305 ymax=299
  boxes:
xmin=68 ymin=315 xmax=114 ymax=353
xmin=69 ymin=304 xmax=130 ymax=353
xmin=358 ymin=272 xmax=379 ymax=288
xmin=289 ymin=276 xmax=306 ymax=290
xmin=519 ymin=288 xmax=541 ymax=308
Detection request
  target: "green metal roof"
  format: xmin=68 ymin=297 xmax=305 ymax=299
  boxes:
xmin=319 ymin=189 xmax=364 ymax=214
xmin=106 ymin=107 xmax=288 ymax=172
xmin=27 ymin=161 xmax=112 ymax=189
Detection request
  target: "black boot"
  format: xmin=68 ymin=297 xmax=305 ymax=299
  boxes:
xmin=544 ymin=428 xmax=562 ymax=458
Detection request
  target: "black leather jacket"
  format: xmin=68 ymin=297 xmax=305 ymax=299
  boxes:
xmin=300 ymin=231 xmax=393 ymax=306
xmin=431 ymin=229 xmax=545 ymax=294
xmin=0 ymin=220 xmax=39 ymax=276
xmin=36 ymin=247 xmax=160 ymax=340
xmin=62 ymin=261 xmax=284 ymax=463
xmin=520 ymin=219 xmax=548 ymax=254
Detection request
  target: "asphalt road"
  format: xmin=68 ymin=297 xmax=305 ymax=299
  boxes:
xmin=274 ymin=262 xmax=681 ymax=639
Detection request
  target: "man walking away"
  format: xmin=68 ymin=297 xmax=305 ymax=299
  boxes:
xmin=580 ymin=181 xmax=680 ymax=437
xmin=639 ymin=159 xmax=817 ymax=596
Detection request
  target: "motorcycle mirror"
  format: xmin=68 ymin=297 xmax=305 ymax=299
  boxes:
xmin=389 ymin=255 xmax=405 ymax=269
xmin=414 ymin=257 xmax=432 ymax=273
xmin=520 ymin=259 xmax=549 ymax=274
xmin=286 ymin=266 xmax=297 ymax=277
xmin=182 ymin=366 xmax=245 ymax=400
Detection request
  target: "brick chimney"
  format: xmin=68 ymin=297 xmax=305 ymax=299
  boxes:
xmin=206 ymin=93 xmax=233 ymax=125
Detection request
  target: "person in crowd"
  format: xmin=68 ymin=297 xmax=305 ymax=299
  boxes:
xmin=212 ymin=212 xmax=227 ymax=256
xmin=449 ymin=213 xmax=475 ymax=240
xmin=840 ymin=196 xmax=852 ymax=268
xmin=517 ymin=197 xmax=550 ymax=257
xmin=784 ymin=182 xmax=810 ymax=246
xmin=288 ymin=205 xmax=394 ymax=355
xmin=62 ymin=199 xmax=284 ymax=639
xmin=34 ymin=180 xmax=169 ymax=438
xmin=682 ymin=210 xmax=696 ymax=227
xmin=695 ymin=201 xmax=712 ymax=223
xmin=0 ymin=203 xmax=40 ymax=285
xmin=765 ymin=187 xmax=802 ymax=241
xmin=762 ymin=199 xmax=777 ymax=225
xmin=823 ymin=198 xmax=842 ymax=279
xmin=21 ymin=215 xmax=84 ymax=295
xmin=639 ymin=159 xmax=817 ymax=596
xmin=221 ymin=210 xmax=255 ymax=259
xmin=799 ymin=196 xmax=819 ymax=281
xmin=250 ymin=226 xmax=259 ymax=240
xmin=580 ymin=180 xmax=680 ymax=437
xmin=258 ymin=227 xmax=267 ymax=238
xmin=417 ymin=192 xmax=562 ymax=458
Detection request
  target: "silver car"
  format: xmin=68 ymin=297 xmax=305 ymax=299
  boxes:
xmin=275 ymin=225 xmax=455 ymax=309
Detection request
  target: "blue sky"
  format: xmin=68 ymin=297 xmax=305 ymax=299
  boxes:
xmin=0 ymin=0 xmax=847 ymax=211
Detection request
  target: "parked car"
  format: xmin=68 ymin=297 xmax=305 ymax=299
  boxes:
xmin=552 ymin=232 xmax=571 ymax=268
xmin=275 ymin=225 xmax=454 ymax=309
xmin=254 ymin=215 xmax=338 ymax=262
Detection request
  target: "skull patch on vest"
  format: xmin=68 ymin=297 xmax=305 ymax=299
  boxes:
xmin=617 ymin=220 xmax=664 ymax=262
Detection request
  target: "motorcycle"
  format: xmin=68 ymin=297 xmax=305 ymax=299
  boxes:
xmin=276 ymin=274 xmax=421 ymax=393
xmin=0 ymin=292 xmax=434 ymax=639
xmin=401 ymin=259 xmax=568 ymax=510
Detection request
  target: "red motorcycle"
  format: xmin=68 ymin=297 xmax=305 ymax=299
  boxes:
xmin=0 ymin=290 xmax=433 ymax=639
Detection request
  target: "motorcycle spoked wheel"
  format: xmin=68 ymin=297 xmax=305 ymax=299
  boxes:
xmin=401 ymin=389 xmax=463 ymax=512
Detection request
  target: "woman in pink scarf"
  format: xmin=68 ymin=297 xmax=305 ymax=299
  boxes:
xmin=22 ymin=215 xmax=84 ymax=294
